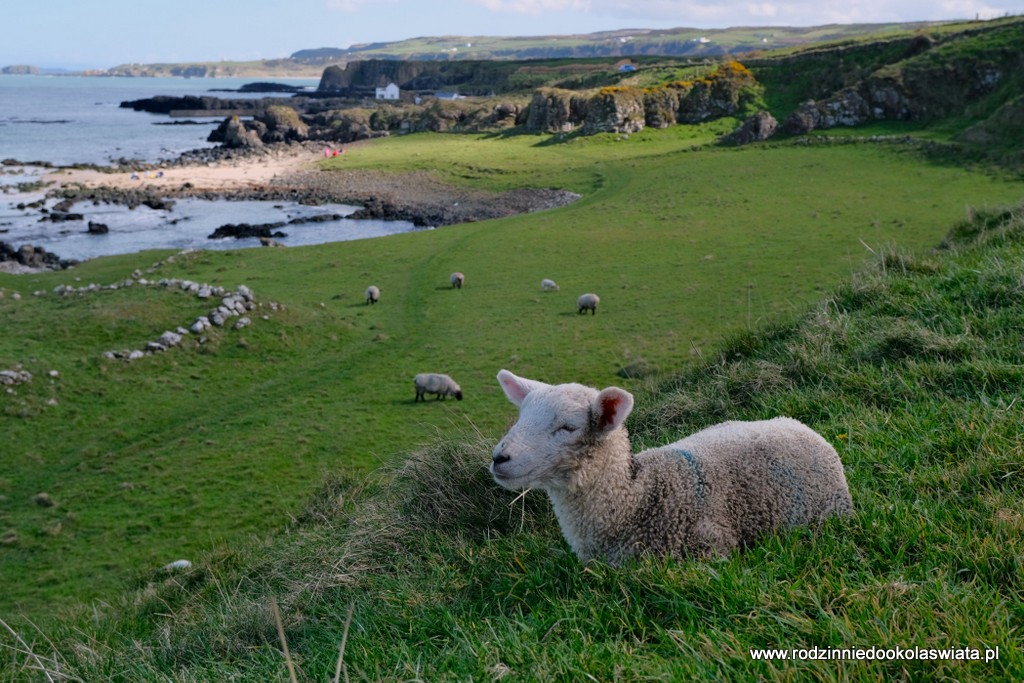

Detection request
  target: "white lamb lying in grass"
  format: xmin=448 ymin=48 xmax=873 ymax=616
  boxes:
xmin=490 ymin=369 xmax=853 ymax=565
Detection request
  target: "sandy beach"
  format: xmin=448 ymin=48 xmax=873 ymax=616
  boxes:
xmin=36 ymin=142 xmax=580 ymax=228
xmin=41 ymin=145 xmax=320 ymax=194
xmin=2 ymin=145 xmax=577 ymax=271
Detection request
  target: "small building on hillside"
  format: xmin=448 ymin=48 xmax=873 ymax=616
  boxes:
xmin=375 ymin=82 xmax=400 ymax=100
xmin=615 ymin=60 xmax=637 ymax=73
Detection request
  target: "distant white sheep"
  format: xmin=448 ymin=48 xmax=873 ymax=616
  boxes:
xmin=414 ymin=373 xmax=463 ymax=402
xmin=541 ymin=278 xmax=560 ymax=292
xmin=365 ymin=285 xmax=380 ymax=305
xmin=577 ymin=293 xmax=600 ymax=315
xmin=490 ymin=370 xmax=853 ymax=565
xmin=450 ymin=272 xmax=465 ymax=289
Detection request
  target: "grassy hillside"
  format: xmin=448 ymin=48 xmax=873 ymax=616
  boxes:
xmin=99 ymin=20 xmax=964 ymax=78
xmin=1 ymin=121 xmax=1022 ymax=625
xmin=296 ymin=21 xmax=953 ymax=62
xmin=5 ymin=173 xmax=1023 ymax=682
xmin=100 ymin=59 xmax=326 ymax=78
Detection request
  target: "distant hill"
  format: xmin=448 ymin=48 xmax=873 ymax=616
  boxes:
xmin=102 ymin=59 xmax=325 ymax=79
xmin=100 ymin=21 xmax=959 ymax=79
xmin=291 ymin=22 xmax=951 ymax=63
xmin=1 ymin=64 xmax=39 ymax=75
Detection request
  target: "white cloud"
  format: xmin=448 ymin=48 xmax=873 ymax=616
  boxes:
xmin=747 ymin=3 xmax=779 ymax=18
xmin=473 ymin=0 xmax=1018 ymax=27
xmin=325 ymin=0 xmax=371 ymax=11
xmin=469 ymin=0 xmax=593 ymax=13
xmin=939 ymin=0 xmax=1012 ymax=20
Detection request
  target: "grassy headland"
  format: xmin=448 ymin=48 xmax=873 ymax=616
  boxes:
xmin=1 ymin=121 xmax=1022 ymax=625
xmin=3 ymin=148 xmax=1022 ymax=680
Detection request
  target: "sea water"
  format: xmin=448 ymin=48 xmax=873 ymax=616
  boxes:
xmin=0 ymin=75 xmax=418 ymax=261
xmin=0 ymin=74 xmax=315 ymax=165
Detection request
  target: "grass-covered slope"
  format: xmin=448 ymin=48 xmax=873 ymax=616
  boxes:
xmin=1 ymin=126 xmax=1022 ymax=623
xmin=11 ymin=198 xmax=1023 ymax=682
xmin=750 ymin=16 xmax=1024 ymax=145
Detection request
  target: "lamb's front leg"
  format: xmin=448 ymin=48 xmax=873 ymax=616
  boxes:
xmin=686 ymin=518 xmax=739 ymax=558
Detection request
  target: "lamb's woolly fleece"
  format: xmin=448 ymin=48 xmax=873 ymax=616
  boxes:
xmin=490 ymin=370 xmax=853 ymax=565
xmin=541 ymin=278 xmax=560 ymax=292
xmin=450 ymin=272 xmax=465 ymax=289
xmin=365 ymin=285 xmax=380 ymax=304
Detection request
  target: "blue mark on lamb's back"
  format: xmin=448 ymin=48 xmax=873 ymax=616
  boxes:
xmin=666 ymin=448 xmax=709 ymax=506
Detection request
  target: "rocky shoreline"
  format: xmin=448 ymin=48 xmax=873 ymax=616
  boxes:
xmin=0 ymin=142 xmax=579 ymax=272
xmin=37 ymin=142 xmax=580 ymax=228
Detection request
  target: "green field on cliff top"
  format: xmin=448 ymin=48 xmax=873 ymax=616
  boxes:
xmin=1 ymin=121 xmax=1021 ymax=618
xmin=2 ymin=109 xmax=1024 ymax=679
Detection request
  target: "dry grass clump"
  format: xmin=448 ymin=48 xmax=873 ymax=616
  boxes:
xmin=337 ymin=436 xmax=553 ymax=580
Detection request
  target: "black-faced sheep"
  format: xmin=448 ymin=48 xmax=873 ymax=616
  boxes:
xmin=490 ymin=370 xmax=853 ymax=565
xmin=577 ymin=293 xmax=600 ymax=315
xmin=414 ymin=373 xmax=463 ymax=401
xmin=365 ymin=285 xmax=380 ymax=305
xmin=450 ymin=272 xmax=465 ymax=289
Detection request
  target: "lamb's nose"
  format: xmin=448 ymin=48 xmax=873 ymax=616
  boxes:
xmin=492 ymin=452 xmax=510 ymax=465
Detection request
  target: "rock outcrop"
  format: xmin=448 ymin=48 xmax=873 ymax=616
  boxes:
xmin=720 ymin=111 xmax=779 ymax=145
xmin=208 ymin=115 xmax=266 ymax=148
xmin=521 ymin=61 xmax=764 ymax=136
xmin=260 ymin=105 xmax=310 ymax=142
xmin=584 ymin=87 xmax=646 ymax=135
xmin=781 ymin=22 xmax=1024 ymax=134
xmin=0 ymin=242 xmax=78 ymax=272
xmin=523 ymin=89 xmax=588 ymax=133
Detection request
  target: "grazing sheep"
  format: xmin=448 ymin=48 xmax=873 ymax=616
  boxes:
xmin=414 ymin=373 xmax=463 ymax=402
xmin=541 ymin=278 xmax=560 ymax=292
xmin=451 ymin=272 xmax=465 ymax=289
xmin=365 ymin=285 xmax=380 ymax=305
xmin=490 ymin=370 xmax=853 ymax=565
xmin=577 ymin=293 xmax=600 ymax=315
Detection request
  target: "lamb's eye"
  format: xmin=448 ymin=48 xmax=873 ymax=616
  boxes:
xmin=556 ymin=424 xmax=578 ymax=434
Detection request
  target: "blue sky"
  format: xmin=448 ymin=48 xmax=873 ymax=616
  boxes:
xmin=4 ymin=0 xmax=1020 ymax=69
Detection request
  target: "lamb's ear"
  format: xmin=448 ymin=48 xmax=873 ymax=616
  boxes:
xmin=594 ymin=387 xmax=634 ymax=433
xmin=497 ymin=369 xmax=549 ymax=407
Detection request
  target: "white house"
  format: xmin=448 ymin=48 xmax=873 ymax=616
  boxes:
xmin=375 ymin=82 xmax=400 ymax=100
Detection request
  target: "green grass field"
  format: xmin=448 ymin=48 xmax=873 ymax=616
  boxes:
xmin=1 ymin=124 xmax=1023 ymax=680
xmin=2 ymin=126 xmax=1021 ymax=619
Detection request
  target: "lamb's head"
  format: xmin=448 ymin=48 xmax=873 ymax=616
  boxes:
xmin=490 ymin=369 xmax=634 ymax=492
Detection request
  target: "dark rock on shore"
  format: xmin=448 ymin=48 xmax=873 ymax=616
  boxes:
xmin=87 ymin=222 xmax=109 ymax=235
xmin=120 ymin=95 xmax=267 ymax=115
xmin=120 ymin=94 xmax=352 ymax=116
xmin=3 ymin=158 xmax=54 ymax=168
xmin=288 ymin=213 xmax=345 ymax=224
xmin=237 ymin=82 xmax=309 ymax=93
xmin=42 ymin=211 xmax=84 ymax=223
xmin=0 ymin=241 xmax=78 ymax=271
xmin=209 ymin=223 xmax=288 ymax=240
